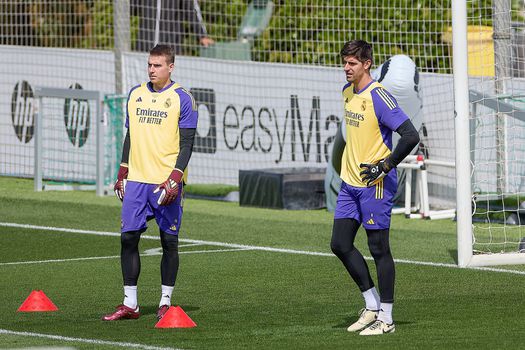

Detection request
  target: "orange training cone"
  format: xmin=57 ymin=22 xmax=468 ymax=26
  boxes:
xmin=155 ymin=306 xmax=196 ymax=328
xmin=17 ymin=290 xmax=58 ymax=312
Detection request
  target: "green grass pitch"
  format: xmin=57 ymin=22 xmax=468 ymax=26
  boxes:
xmin=1 ymin=177 xmax=525 ymax=349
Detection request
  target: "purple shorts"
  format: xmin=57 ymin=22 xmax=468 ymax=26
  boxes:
xmin=334 ymin=173 xmax=397 ymax=230
xmin=121 ymin=181 xmax=184 ymax=235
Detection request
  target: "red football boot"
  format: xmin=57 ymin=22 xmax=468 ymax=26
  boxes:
xmin=157 ymin=304 xmax=170 ymax=320
xmin=102 ymin=304 xmax=140 ymax=321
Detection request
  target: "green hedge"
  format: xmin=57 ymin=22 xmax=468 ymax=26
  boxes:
xmin=4 ymin=0 xmax=524 ymax=73
xmin=202 ymin=0 xmax=499 ymax=72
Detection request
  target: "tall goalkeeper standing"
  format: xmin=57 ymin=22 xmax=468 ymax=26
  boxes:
xmin=103 ymin=44 xmax=198 ymax=321
xmin=330 ymin=40 xmax=419 ymax=335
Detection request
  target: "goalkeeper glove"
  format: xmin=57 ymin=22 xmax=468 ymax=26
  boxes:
xmin=359 ymin=159 xmax=393 ymax=187
xmin=114 ymin=164 xmax=128 ymax=201
xmin=154 ymin=169 xmax=184 ymax=206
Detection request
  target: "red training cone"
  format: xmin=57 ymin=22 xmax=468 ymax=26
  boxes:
xmin=155 ymin=306 xmax=196 ymax=328
xmin=17 ymin=290 xmax=58 ymax=312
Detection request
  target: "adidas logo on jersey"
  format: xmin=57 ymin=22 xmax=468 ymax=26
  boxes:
xmin=136 ymin=97 xmax=142 ymax=102
xmin=367 ymin=218 xmax=375 ymax=225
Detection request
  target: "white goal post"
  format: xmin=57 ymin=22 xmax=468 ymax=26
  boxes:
xmin=453 ymin=0 xmax=525 ymax=267
xmin=33 ymin=86 xmax=106 ymax=196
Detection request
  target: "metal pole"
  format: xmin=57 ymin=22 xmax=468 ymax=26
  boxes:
xmin=96 ymin=93 xmax=104 ymax=196
xmin=452 ymin=0 xmax=473 ymax=267
xmin=34 ymin=96 xmax=43 ymax=192
xmin=493 ymin=0 xmax=512 ymax=194
xmin=155 ymin=0 xmax=162 ymax=45
xmin=114 ymin=0 xmax=130 ymax=95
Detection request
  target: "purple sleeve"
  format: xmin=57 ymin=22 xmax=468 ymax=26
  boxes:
xmin=371 ymin=87 xmax=409 ymax=131
xmin=176 ymin=88 xmax=198 ymax=128
xmin=125 ymin=84 xmax=141 ymax=129
xmin=342 ymin=82 xmax=351 ymax=93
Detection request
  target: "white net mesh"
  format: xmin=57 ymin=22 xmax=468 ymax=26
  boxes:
xmin=33 ymin=88 xmax=118 ymax=189
xmin=1 ymin=1 xmax=525 ymax=258
xmin=39 ymin=94 xmax=98 ymax=184
xmin=462 ymin=0 xmax=525 ymax=255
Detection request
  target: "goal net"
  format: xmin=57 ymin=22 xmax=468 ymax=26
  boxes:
xmin=457 ymin=0 xmax=525 ymax=266
xmin=32 ymin=86 xmax=118 ymax=195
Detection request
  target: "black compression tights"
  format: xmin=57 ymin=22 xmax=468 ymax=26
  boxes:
xmin=330 ymin=218 xmax=395 ymax=303
xmin=121 ymin=230 xmax=180 ymax=287
xmin=160 ymin=230 xmax=179 ymax=287
xmin=121 ymin=230 xmax=142 ymax=286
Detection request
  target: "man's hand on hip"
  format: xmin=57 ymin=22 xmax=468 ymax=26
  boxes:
xmin=359 ymin=159 xmax=393 ymax=187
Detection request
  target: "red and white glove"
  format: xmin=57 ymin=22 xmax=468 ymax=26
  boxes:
xmin=154 ymin=169 xmax=184 ymax=206
xmin=114 ymin=164 xmax=128 ymax=201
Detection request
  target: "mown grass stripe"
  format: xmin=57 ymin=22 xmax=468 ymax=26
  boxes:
xmin=2 ymin=221 xmax=525 ymax=276
xmin=0 ymin=248 xmax=254 ymax=266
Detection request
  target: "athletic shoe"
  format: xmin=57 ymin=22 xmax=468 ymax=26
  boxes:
xmin=359 ymin=320 xmax=395 ymax=335
xmin=101 ymin=304 xmax=140 ymax=321
xmin=157 ymin=304 xmax=170 ymax=320
xmin=347 ymin=308 xmax=379 ymax=332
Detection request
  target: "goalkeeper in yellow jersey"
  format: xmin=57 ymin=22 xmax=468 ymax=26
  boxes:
xmin=103 ymin=44 xmax=198 ymax=322
xmin=331 ymin=40 xmax=419 ymax=335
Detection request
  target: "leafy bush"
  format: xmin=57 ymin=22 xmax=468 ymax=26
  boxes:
xmin=3 ymin=0 xmax=524 ymax=73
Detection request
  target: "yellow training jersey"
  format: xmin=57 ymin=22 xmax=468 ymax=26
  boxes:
xmin=125 ymin=81 xmax=198 ymax=184
xmin=340 ymin=80 xmax=408 ymax=187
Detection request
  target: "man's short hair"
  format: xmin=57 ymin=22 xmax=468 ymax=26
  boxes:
xmin=340 ymin=40 xmax=373 ymax=65
xmin=149 ymin=44 xmax=175 ymax=65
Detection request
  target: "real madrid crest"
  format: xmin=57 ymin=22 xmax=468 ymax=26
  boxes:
xmin=361 ymin=100 xmax=366 ymax=111
xmin=164 ymin=98 xmax=172 ymax=108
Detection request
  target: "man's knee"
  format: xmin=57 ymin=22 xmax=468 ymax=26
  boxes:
xmin=121 ymin=230 xmax=141 ymax=250
xmin=160 ymin=231 xmax=179 ymax=253
xmin=330 ymin=218 xmax=359 ymax=256
xmin=366 ymin=229 xmax=391 ymax=259
xmin=330 ymin=238 xmax=354 ymax=256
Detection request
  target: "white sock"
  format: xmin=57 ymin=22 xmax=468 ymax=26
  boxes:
xmin=123 ymin=285 xmax=137 ymax=310
xmin=362 ymin=287 xmax=380 ymax=311
xmin=159 ymin=285 xmax=174 ymax=307
xmin=378 ymin=302 xmax=393 ymax=324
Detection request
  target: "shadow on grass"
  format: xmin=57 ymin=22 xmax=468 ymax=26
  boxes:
xmin=448 ymin=249 xmax=458 ymax=264
xmin=141 ymin=304 xmax=200 ymax=316
xmin=333 ymin=316 xmax=413 ymax=329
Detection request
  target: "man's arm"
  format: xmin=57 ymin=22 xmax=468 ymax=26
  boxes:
xmin=183 ymin=0 xmax=214 ymax=45
xmin=360 ymin=119 xmax=420 ymax=186
xmin=385 ymin=119 xmax=420 ymax=169
xmin=121 ymin=129 xmax=130 ymax=165
xmin=114 ymin=129 xmax=131 ymax=201
xmin=175 ymin=128 xmax=196 ymax=174
xmin=154 ymin=128 xmax=196 ymax=206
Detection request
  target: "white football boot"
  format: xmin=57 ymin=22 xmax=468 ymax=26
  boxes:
xmin=359 ymin=320 xmax=395 ymax=335
xmin=346 ymin=309 xmax=379 ymax=332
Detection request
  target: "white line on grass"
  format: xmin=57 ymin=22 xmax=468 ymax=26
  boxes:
xmin=2 ymin=222 xmax=525 ymax=276
xmin=0 ymin=328 xmax=181 ymax=350
xmin=0 ymin=254 xmax=120 ymax=266
xmin=0 ymin=248 xmax=254 ymax=266
xmin=178 ymin=243 xmax=205 ymax=248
